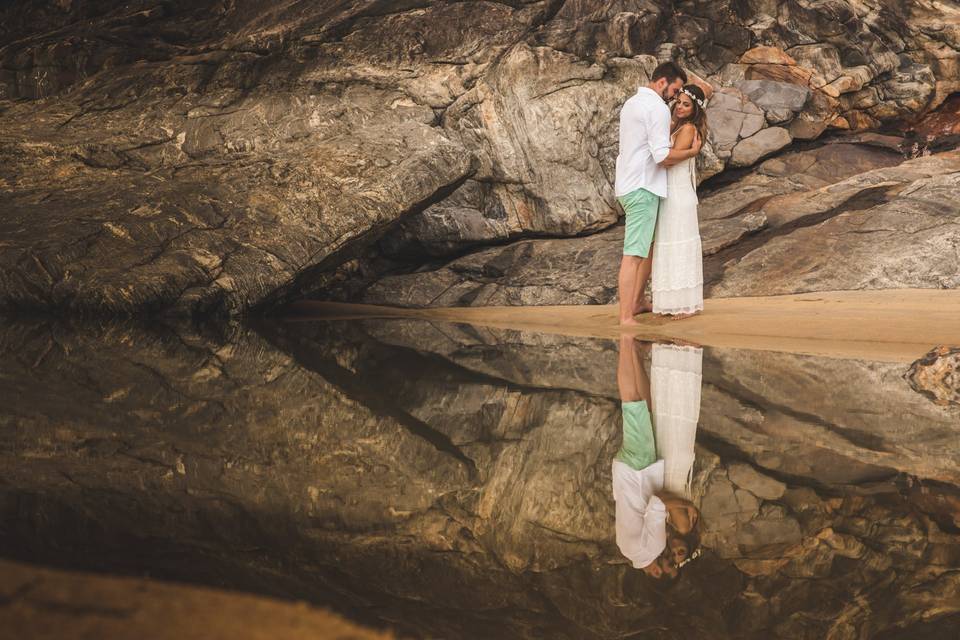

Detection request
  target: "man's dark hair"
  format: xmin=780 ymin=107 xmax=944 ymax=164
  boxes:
xmin=651 ymin=61 xmax=687 ymax=84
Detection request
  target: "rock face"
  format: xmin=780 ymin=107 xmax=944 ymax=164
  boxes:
xmin=711 ymin=151 xmax=960 ymax=297
xmin=729 ymin=126 xmax=793 ymax=167
xmin=364 ymin=228 xmax=623 ymax=307
xmin=357 ymin=142 xmax=940 ymax=306
xmin=1 ymin=1 xmax=959 ymax=315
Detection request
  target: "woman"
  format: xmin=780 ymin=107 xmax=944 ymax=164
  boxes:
xmin=651 ymin=340 xmax=702 ymax=499
xmin=651 ymin=80 xmax=712 ymax=319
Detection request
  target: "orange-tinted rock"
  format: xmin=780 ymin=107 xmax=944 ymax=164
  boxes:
xmin=829 ymin=116 xmax=851 ymax=129
xmin=847 ymin=110 xmax=881 ymax=131
xmin=740 ymin=46 xmax=797 ymax=66
xmin=912 ymin=94 xmax=960 ymax=140
xmin=745 ymin=64 xmax=813 ymax=86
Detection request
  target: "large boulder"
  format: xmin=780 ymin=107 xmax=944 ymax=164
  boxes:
xmin=0 ymin=111 xmax=472 ymax=316
xmin=736 ymin=80 xmax=810 ymax=112
xmin=730 ymin=126 xmax=793 ymax=167
xmin=712 ymin=151 xmax=960 ymax=297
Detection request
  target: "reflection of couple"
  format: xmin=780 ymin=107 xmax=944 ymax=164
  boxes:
xmin=612 ymin=335 xmax=703 ymax=578
xmin=615 ymin=61 xmax=713 ymax=325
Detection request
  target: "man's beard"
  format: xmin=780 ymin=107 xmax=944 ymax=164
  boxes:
xmin=659 ymin=85 xmax=670 ymax=102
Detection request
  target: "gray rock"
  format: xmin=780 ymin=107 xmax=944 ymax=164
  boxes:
xmin=379 ymin=180 xmax=513 ymax=259
xmin=0 ymin=114 xmax=472 ymax=316
xmin=730 ymin=127 xmax=793 ymax=167
xmin=705 ymin=88 xmax=765 ymax=156
xmin=362 ymin=230 xmax=622 ymax=308
xmin=765 ymin=107 xmax=795 ymax=124
xmin=728 ymin=463 xmax=787 ymax=500
xmin=736 ymin=80 xmax=810 ymax=111
xmin=360 ymin=142 xmax=908 ymax=308
xmin=736 ymin=518 xmax=803 ymax=557
xmin=701 ymin=213 xmax=768 ymax=256
xmin=713 ymin=152 xmax=960 ymax=296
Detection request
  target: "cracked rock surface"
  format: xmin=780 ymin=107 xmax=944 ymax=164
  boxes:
xmin=2 ymin=1 xmax=959 ymax=315
xmin=360 ymin=142 xmax=959 ymax=306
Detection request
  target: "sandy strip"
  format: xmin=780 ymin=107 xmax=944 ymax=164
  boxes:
xmin=284 ymin=289 xmax=960 ymax=363
xmin=1 ymin=558 xmax=389 ymax=640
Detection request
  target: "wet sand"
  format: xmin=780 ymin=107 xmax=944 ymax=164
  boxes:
xmin=0 ymin=559 xmax=389 ymax=640
xmin=286 ymin=289 xmax=960 ymax=363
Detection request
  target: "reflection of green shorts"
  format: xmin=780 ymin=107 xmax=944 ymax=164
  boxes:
xmin=617 ymin=188 xmax=660 ymax=258
xmin=617 ymin=400 xmax=657 ymax=471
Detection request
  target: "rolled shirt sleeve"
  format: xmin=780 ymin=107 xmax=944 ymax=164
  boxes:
xmin=648 ymin=106 xmax=672 ymax=164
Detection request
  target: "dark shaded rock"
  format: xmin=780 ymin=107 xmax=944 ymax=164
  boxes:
xmin=362 ymin=230 xmax=622 ymax=307
xmin=0 ymin=116 xmax=472 ymax=316
xmin=728 ymin=463 xmax=787 ymax=501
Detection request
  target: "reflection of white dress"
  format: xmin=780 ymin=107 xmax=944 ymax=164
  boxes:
xmin=651 ymin=132 xmax=704 ymax=315
xmin=650 ymin=343 xmax=703 ymax=498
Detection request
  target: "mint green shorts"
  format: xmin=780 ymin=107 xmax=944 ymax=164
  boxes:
xmin=616 ymin=400 xmax=657 ymax=471
xmin=617 ymin=188 xmax=661 ymax=258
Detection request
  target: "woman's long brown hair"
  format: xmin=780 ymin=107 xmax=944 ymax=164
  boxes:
xmin=671 ymin=84 xmax=708 ymax=144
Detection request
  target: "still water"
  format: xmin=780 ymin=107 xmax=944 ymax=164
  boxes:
xmin=1 ymin=317 xmax=959 ymax=638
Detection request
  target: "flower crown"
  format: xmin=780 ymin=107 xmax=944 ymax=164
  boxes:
xmin=677 ymin=547 xmax=702 ymax=569
xmin=680 ymin=87 xmax=705 ymax=109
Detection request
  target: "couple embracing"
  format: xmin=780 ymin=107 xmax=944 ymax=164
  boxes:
xmin=615 ymin=61 xmax=712 ymax=325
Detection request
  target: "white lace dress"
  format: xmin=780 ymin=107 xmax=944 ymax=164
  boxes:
xmin=651 ymin=133 xmax=704 ymax=315
xmin=650 ymin=343 xmax=703 ymax=498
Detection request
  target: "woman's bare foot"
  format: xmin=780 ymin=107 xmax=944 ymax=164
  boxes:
xmin=632 ymin=301 xmax=653 ymax=315
xmin=619 ymin=316 xmax=639 ymax=326
xmin=670 ymin=311 xmax=700 ymax=321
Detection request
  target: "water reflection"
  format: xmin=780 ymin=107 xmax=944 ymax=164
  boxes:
xmin=614 ymin=336 xmax=703 ymax=580
xmin=1 ymin=317 xmax=959 ymax=639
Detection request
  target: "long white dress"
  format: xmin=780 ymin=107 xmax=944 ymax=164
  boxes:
xmin=651 ymin=132 xmax=704 ymax=315
xmin=650 ymin=343 xmax=703 ymax=498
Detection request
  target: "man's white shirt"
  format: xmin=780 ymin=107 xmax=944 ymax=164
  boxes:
xmin=612 ymin=458 xmax=667 ymax=569
xmin=615 ymin=87 xmax=672 ymax=198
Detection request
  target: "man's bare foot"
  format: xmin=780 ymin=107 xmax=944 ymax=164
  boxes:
xmin=632 ymin=302 xmax=653 ymax=315
xmin=619 ymin=316 xmax=640 ymax=326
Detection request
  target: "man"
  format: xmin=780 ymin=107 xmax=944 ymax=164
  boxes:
xmin=615 ymin=61 xmax=702 ymax=326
